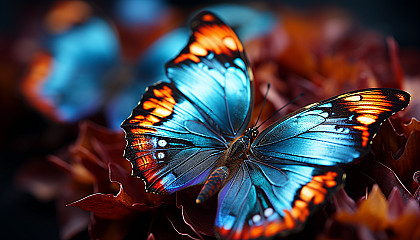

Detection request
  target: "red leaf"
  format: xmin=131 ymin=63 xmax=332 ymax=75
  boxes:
xmin=68 ymin=163 xmax=159 ymax=220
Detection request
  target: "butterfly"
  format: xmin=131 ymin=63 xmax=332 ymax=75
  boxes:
xmin=21 ymin=16 xmax=120 ymax=123
xmin=121 ymin=11 xmax=410 ymax=240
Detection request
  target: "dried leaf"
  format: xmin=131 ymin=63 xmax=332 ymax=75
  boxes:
xmin=68 ymin=163 xmax=158 ymax=220
xmin=336 ymin=185 xmax=388 ymax=231
xmin=389 ymin=199 xmax=420 ymax=240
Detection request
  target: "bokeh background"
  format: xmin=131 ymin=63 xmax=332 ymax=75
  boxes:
xmin=1 ymin=1 xmax=419 ymax=239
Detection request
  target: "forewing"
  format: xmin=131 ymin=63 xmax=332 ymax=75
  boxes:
xmin=251 ymin=88 xmax=410 ymax=166
xmin=166 ymin=11 xmax=254 ymax=139
xmin=216 ymin=160 xmax=344 ymax=239
xmin=122 ymin=82 xmax=226 ymax=194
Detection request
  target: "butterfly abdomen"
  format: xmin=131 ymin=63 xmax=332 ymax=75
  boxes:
xmin=195 ymin=136 xmax=250 ymax=204
xmin=196 ymin=166 xmax=229 ymax=204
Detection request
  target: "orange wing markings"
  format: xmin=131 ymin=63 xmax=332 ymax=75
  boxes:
xmin=130 ymin=115 xmax=161 ymax=126
xmin=341 ymin=91 xmax=404 ymax=146
xmin=21 ymin=51 xmax=57 ymax=119
xmin=201 ymin=13 xmax=216 ymax=22
xmin=124 ymin=84 xmax=177 ymax=194
xmin=189 ymin=42 xmax=207 ymax=56
xmin=128 ymin=86 xmax=176 ymax=127
xmin=258 ymin=209 xmax=296 ymax=238
xmin=397 ymin=93 xmax=407 ymax=102
xmin=353 ymin=125 xmax=370 ymax=147
xmin=128 ymin=134 xmax=168 ymax=193
xmin=290 ymin=200 xmax=310 ymax=222
xmin=223 ymin=37 xmax=238 ymax=51
xmin=128 ymin=134 xmax=167 ymax=194
xmin=342 ymin=92 xmax=395 ymax=113
xmin=264 ymin=220 xmax=284 ymax=238
xmin=145 ymin=86 xmax=176 ymax=118
xmin=299 ymin=171 xmax=337 ymax=205
xmin=173 ymin=53 xmax=200 ymax=64
xmin=276 ymin=171 xmax=338 ymax=234
xmin=173 ymin=14 xmax=243 ymax=64
xmin=249 ymin=224 xmax=264 ymax=239
xmin=217 ymin=226 xmax=230 ymax=238
xmin=218 ymin=171 xmax=339 ymax=239
xmin=356 ymin=115 xmax=377 ymax=125
xmin=195 ymin=24 xmax=243 ymax=53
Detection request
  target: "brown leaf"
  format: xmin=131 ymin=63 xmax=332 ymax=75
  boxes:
xmin=381 ymin=129 xmax=420 ymax=194
xmin=336 ymin=185 xmax=388 ymax=231
xmin=389 ymin=198 xmax=420 ymax=240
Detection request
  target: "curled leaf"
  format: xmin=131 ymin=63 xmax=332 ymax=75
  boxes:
xmin=68 ymin=163 xmax=159 ymax=220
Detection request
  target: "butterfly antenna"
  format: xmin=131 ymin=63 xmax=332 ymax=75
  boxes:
xmin=253 ymin=83 xmax=271 ymax=128
xmin=256 ymin=92 xmax=305 ymax=129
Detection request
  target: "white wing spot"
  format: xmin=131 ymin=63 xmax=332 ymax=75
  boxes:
xmin=264 ymin=208 xmax=274 ymax=217
xmin=252 ymin=214 xmax=261 ymax=223
xmin=344 ymin=95 xmax=362 ymax=102
xmin=157 ymin=152 xmax=165 ymax=159
xmin=158 ymin=139 xmax=167 ymax=147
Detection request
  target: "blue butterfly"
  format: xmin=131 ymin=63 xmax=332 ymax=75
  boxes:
xmin=121 ymin=11 xmax=410 ymax=239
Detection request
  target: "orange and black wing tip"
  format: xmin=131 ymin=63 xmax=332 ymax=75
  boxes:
xmin=121 ymin=82 xmax=177 ymax=129
xmin=191 ymin=10 xmax=224 ymax=25
xmin=167 ymin=10 xmax=245 ymax=66
xmin=121 ymin=83 xmax=178 ymax=195
xmin=338 ymin=88 xmax=410 ymax=109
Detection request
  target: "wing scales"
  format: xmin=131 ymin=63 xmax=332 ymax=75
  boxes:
xmin=122 ymin=82 xmax=226 ymax=194
xmin=251 ymin=88 xmax=410 ymax=166
xmin=166 ymin=11 xmax=254 ymax=138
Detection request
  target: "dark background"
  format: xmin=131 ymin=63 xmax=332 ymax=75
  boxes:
xmin=1 ymin=0 xmax=419 ymax=239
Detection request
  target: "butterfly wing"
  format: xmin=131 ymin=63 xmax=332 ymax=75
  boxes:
xmin=122 ymin=82 xmax=227 ymax=194
xmin=166 ymin=11 xmax=254 ymax=139
xmin=215 ymin=88 xmax=410 ymax=239
xmin=122 ymin=12 xmax=254 ymax=194
xmin=216 ymin=160 xmax=343 ymax=239
xmin=21 ymin=18 xmax=119 ymax=122
xmin=251 ymin=88 xmax=410 ymax=165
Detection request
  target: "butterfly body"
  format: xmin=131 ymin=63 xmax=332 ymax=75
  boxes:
xmin=122 ymin=11 xmax=410 ymax=240
xmin=225 ymin=128 xmax=258 ymax=170
xmin=197 ymin=128 xmax=259 ymax=203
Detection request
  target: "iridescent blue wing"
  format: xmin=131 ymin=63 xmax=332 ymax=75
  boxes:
xmin=216 ymin=161 xmax=343 ymax=239
xmin=22 ymin=18 xmax=119 ymax=122
xmin=251 ymin=88 xmax=410 ymax=165
xmin=215 ymin=88 xmax=410 ymax=239
xmin=166 ymin=11 xmax=254 ymax=139
xmin=122 ymin=82 xmax=226 ymax=194
xmin=122 ymin=12 xmax=254 ymax=194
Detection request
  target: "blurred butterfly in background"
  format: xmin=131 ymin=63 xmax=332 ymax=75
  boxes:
xmin=107 ymin=4 xmax=276 ymax=130
xmin=20 ymin=1 xmax=120 ymax=123
xmin=20 ymin=0 xmax=276 ymax=130
xmin=121 ymin=11 xmax=410 ymax=240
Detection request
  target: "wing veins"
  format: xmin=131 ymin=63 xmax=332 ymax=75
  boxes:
xmin=148 ymin=148 xmax=223 ymax=189
xmin=165 ymin=150 xmax=223 ymax=188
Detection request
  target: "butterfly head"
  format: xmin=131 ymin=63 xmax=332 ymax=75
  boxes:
xmin=244 ymin=127 xmax=259 ymax=143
